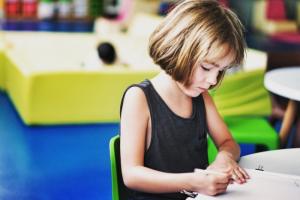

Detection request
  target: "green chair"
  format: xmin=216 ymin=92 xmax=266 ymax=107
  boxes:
xmin=110 ymin=135 xmax=130 ymax=200
xmin=208 ymin=69 xmax=279 ymax=163
xmin=109 ymin=135 xmax=217 ymax=200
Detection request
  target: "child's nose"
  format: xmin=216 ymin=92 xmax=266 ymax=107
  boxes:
xmin=207 ymin=73 xmax=218 ymax=86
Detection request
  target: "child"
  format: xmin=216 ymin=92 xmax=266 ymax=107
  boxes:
xmin=120 ymin=0 xmax=249 ymax=199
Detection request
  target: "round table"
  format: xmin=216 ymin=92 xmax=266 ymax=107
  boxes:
xmin=239 ymin=148 xmax=300 ymax=176
xmin=264 ymin=67 xmax=300 ymax=147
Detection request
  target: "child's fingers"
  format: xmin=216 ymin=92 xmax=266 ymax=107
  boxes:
xmin=239 ymin=167 xmax=250 ymax=179
xmin=232 ymin=167 xmax=248 ymax=184
xmin=211 ymin=172 xmax=231 ymax=183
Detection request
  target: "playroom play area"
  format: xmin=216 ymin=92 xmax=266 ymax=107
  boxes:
xmin=0 ymin=0 xmax=300 ymax=200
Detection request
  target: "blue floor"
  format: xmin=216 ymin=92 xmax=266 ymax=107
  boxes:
xmin=0 ymin=91 xmax=118 ymax=200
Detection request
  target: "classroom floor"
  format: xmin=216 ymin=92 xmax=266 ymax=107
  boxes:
xmin=0 ymin=91 xmax=118 ymax=200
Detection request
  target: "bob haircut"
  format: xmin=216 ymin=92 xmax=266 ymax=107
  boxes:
xmin=149 ymin=0 xmax=245 ymax=88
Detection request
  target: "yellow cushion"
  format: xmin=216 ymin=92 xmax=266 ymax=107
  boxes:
xmin=0 ymin=41 xmax=5 ymax=90
xmin=0 ymin=53 xmax=4 ymax=91
xmin=3 ymin=31 xmax=159 ymax=125
xmin=213 ymin=69 xmax=272 ymax=117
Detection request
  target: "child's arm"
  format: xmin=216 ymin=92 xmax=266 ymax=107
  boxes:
xmin=202 ymin=91 xmax=250 ymax=183
xmin=120 ymin=87 xmax=231 ymax=195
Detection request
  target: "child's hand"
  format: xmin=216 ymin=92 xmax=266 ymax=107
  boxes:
xmin=190 ymin=169 xmax=231 ymax=196
xmin=207 ymin=152 xmax=250 ymax=184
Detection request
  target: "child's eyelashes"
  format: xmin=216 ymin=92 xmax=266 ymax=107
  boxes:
xmin=201 ymin=65 xmax=210 ymax=71
xmin=201 ymin=64 xmax=228 ymax=72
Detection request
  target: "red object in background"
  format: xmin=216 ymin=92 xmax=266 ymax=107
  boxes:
xmin=5 ymin=0 xmax=21 ymax=18
xmin=271 ymin=32 xmax=300 ymax=44
xmin=22 ymin=0 xmax=37 ymax=18
xmin=219 ymin=0 xmax=229 ymax=7
xmin=266 ymin=0 xmax=286 ymax=21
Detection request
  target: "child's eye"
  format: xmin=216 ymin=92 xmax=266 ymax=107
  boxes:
xmin=201 ymin=65 xmax=210 ymax=71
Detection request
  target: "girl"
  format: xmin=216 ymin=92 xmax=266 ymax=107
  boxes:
xmin=120 ymin=1 xmax=249 ymax=199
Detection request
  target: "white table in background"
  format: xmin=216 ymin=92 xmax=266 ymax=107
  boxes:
xmin=239 ymin=148 xmax=300 ymax=176
xmin=264 ymin=67 xmax=300 ymax=147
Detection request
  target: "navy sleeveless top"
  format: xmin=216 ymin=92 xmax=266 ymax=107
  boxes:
xmin=120 ymin=80 xmax=209 ymax=200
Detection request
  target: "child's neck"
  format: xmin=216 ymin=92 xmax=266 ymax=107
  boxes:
xmin=151 ymin=71 xmax=193 ymax=119
xmin=152 ymin=71 xmax=190 ymax=101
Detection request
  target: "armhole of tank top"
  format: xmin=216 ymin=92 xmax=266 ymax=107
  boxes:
xmin=199 ymin=94 xmax=209 ymax=135
xmin=119 ymin=83 xmax=154 ymax=131
xmin=119 ymin=82 xmax=156 ymax=153
xmin=120 ymin=84 xmax=142 ymax=117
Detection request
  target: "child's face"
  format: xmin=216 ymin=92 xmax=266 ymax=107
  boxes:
xmin=178 ymin=52 xmax=234 ymax=97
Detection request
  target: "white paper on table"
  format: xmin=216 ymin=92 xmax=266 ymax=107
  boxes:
xmin=189 ymin=169 xmax=300 ymax=200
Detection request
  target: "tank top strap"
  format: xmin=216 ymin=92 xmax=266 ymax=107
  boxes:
xmin=119 ymin=79 xmax=152 ymax=117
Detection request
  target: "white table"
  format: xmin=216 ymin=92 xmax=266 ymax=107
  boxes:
xmin=191 ymin=149 xmax=300 ymax=200
xmin=239 ymin=148 xmax=300 ymax=176
xmin=264 ymin=67 xmax=300 ymax=147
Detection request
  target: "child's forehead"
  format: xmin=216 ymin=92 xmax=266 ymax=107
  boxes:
xmin=204 ymin=45 xmax=235 ymax=66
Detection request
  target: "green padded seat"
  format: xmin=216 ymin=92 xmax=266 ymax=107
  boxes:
xmin=208 ymin=117 xmax=279 ymax=163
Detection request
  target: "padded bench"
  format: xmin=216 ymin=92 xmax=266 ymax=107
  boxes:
xmin=1 ymin=32 xmax=158 ymax=125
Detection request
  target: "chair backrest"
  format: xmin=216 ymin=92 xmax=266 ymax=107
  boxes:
xmin=109 ymin=135 xmax=130 ymax=200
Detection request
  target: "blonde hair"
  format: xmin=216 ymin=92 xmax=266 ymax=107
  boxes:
xmin=149 ymin=0 xmax=245 ymax=87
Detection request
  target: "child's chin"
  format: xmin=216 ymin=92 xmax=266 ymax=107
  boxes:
xmin=187 ymin=90 xmax=203 ymax=97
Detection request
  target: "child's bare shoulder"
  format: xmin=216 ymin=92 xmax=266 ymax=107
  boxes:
xmin=124 ymin=86 xmax=146 ymax=101
xmin=123 ymin=86 xmax=148 ymax=111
